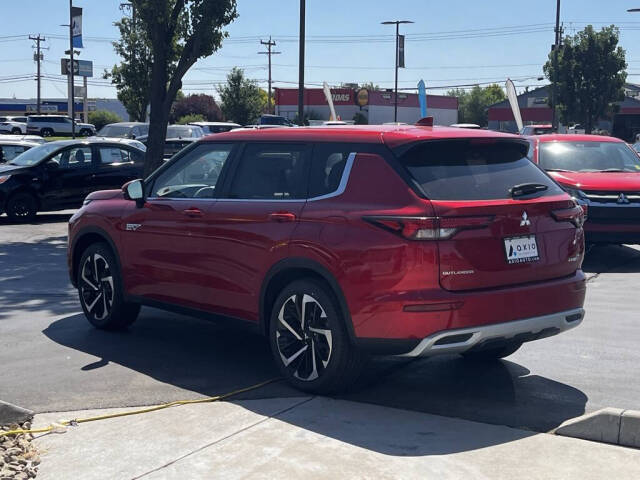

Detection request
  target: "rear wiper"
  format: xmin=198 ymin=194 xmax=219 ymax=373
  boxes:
xmin=509 ymin=183 xmax=549 ymax=198
xmin=597 ymin=168 xmax=626 ymax=173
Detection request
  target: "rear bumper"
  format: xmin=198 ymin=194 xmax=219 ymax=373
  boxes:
xmin=399 ymin=307 xmax=584 ymax=357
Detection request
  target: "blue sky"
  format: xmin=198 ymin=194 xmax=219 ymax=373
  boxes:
xmin=2 ymin=0 xmax=640 ymax=100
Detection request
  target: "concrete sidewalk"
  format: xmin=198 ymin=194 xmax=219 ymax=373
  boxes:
xmin=32 ymin=397 xmax=640 ymax=479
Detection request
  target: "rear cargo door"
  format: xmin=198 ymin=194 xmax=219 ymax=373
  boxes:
xmin=397 ymin=139 xmax=584 ymax=291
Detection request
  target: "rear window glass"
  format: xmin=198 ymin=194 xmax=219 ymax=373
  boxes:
xmin=398 ymin=140 xmax=562 ymax=200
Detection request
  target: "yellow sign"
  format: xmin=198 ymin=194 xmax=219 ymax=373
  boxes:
xmin=356 ymin=88 xmax=369 ymax=107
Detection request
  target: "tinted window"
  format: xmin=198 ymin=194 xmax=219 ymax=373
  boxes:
xmin=152 ymin=143 xmax=233 ymax=199
xmin=308 ymin=144 xmax=351 ymax=197
xmin=539 ymin=141 xmax=640 ymax=172
xmin=98 ymin=125 xmax=132 ymax=138
xmin=99 ymin=147 xmax=132 ymax=164
xmin=228 ymin=144 xmax=309 ymax=200
xmin=50 ymin=146 xmax=92 ymax=169
xmin=0 ymin=145 xmax=30 ymax=163
xmin=13 ymin=117 xmax=27 ymax=123
xmin=398 ymin=140 xmax=562 ymax=200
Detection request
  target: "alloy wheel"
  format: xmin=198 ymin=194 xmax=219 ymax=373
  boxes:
xmin=276 ymin=293 xmax=333 ymax=381
xmin=80 ymin=253 xmax=114 ymax=321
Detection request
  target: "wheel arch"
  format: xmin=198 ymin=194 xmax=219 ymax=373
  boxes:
xmin=259 ymin=258 xmax=355 ymax=343
xmin=70 ymin=226 xmax=121 ymax=288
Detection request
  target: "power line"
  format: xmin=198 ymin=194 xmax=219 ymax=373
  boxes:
xmin=258 ymin=37 xmax=281 ymax=113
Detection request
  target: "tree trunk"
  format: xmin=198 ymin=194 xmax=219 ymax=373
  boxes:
xmin=143 ymin=41 xmax=169 ymax=177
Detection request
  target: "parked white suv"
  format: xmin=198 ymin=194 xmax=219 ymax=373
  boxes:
xmin=26 ymin=115 xmax=96 ymax=137
xmin=0 ymin=116 xmax=28 ymax=135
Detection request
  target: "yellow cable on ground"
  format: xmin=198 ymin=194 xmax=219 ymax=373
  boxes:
xmin=0 ymin=378 xmax=279 ymax=438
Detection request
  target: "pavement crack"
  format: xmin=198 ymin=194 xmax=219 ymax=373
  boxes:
xmin=130 ymin=396 xmax=316 ymax=480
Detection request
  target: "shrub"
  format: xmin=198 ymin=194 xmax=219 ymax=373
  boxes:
xmin=88 ymin=110 xmax=122 ymax=131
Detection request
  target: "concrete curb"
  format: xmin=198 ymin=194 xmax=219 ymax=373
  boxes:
xmin=553 ymin=408 xmax=640 ymax=449
xmin=0 ymin=400 xmax=34 ymax=425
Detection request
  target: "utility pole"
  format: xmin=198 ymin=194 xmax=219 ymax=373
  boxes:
xmin=259 ymin=37 xmax=281 ymax=114
xmin=298 ymin=0 xmax=305 ymax=125
xmin=381 ymin=20 xmax=413 ymax=123
xmin=552 ymin=0 xmax=561 ymax=132
xmin=29 ymin=35 xmax=46 ymax=114
xmin=69 ymin=0 xmax=76 ymax=138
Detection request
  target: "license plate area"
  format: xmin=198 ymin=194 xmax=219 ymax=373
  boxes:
xmin=504 ymin=235 xmax=539 ymax=264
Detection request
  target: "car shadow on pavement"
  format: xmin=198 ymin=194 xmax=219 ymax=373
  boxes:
xmin=43 ymin=308 xmax=588 ymax=455
xmin=0 ymin=235 xmax=78 ymax=320
xmin=582 ymin=243 xmax=640 ymax=274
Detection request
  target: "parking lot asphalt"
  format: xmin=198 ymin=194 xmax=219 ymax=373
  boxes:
xmin=1 ymin=212 xmax=639 ymax=434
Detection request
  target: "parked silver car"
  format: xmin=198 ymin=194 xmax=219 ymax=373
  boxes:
xmin=0 ymin=116 xmax=28 ymax=135
xmin=26 ymin=115 xmax=96 ymax=137
xmin=0 ymin=139 xmax=40 ymax=163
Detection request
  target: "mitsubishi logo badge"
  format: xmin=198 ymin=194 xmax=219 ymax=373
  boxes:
xmin=617 ymin=193 xmax=630 ymax=204
xmin=520 ymin=211 xmax=531 ymax=227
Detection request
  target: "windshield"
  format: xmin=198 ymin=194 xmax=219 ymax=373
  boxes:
xmin=98 ymin=125 xmax=132 ymax=138
xmin=9 ymin=143 xmax=62 ymax=166
xmin=539 ymin=141 xmax=640 ymax=172
xmin=167 ymin=126 xmax=203 ymax=138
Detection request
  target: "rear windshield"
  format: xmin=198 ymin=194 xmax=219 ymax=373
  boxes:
xmin=398 ymin=139 xmax=562 ymax=200
xmin=98 ymin=125 xmax=132 ymax=137
xmin=539 ymin=141 xmax=640 ymax=172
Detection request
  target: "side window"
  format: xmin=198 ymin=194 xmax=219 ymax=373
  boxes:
xmin=526 ymin=140 xmax=535 ymax=161
xmin=151 ymin=143 xmax=233 ymax=199
xmin=308 ymin=144 xmax=352 ymax=197
xmin=0 ymin=145 xmax=29 ymax=163
xmin=99 ymin=147 xmax=132 ymax=165
xmin=50 ymin=147 xmax=92 ymax=169
xmin=227 ymin=143 xmax=309 ymax=200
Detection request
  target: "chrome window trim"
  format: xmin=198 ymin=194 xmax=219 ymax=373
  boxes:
xmin=146 ymin=151 xmax=357 ymax=203
xmin=307 ymin=151 xmax=356 ymax=202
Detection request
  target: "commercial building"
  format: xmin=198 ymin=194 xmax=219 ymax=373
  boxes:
xmin=0 ymin=98 xmax=129 ymax=121
xmin=274 ymin=88 xmax=458 ymax=125
xmin=487 ymin=84 xmax=640 ymax=140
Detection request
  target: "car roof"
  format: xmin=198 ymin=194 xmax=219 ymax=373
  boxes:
xmin=530 ymin=133 xmax=623 ymax=143
xmin=205 ymin=124 xmax=520 ymax=148
xmin=102 ymin=122 xmax=148 ymax=127
xmin=47 ymin=137 xmax=145 ymax=148
xmin=0 ymin=139 xmax=39 ymax=146
xmin=190 ymin=121 xmax=241 ymax=127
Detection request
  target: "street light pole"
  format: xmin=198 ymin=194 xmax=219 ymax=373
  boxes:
xmin=69 ymin=0 xmax=75 ymax=138
xmin=552 ymin=0 xmax=561 ymax=132
xmin=381 ymin=20 xmax=413 ymax=123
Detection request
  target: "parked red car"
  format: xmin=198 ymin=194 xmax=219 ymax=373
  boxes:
xmin=527 ymin=134 xmax=640 ymax=244
xmin=68 ymin=125 xmax=586 ymax=393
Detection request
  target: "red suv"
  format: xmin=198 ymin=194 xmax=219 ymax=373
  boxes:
xmin=527 ymin=134 xmax=640 ymax=244
xmin=68 ymin=125 xmax=586 ymax=393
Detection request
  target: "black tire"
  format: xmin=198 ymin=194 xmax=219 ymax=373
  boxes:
xmin=269 ymin=279 xmax=366 ymax=394
xmin=11 ymin=128 xmax=21 ymax=135
xmin=462 ymin=342 xmax=522 ymax=361
xmin=6 ymin=192 xmax=37 ymax=222
xmin=79 ymin=128 xmax=92 ymax=137
xmin=40 ymin=128 xmax=53 ymax=137
xmin=77 ymin=242 xmax=140 ymax=330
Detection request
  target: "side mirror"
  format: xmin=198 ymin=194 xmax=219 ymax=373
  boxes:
xmin=122 ymin=179 xmax=145 ymax=207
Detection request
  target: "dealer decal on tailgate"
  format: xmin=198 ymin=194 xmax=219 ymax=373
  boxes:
xmin=504 ymin=235 xmax=539 ymax=264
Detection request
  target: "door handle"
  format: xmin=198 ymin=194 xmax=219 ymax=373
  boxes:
xmin=182 ymin=208 xmax=204 ymax=218
xmin=269 ymin=212 xmax=296 ymax=222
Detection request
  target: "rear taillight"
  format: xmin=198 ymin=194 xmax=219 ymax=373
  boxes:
xmin=364 ymin=215 xmax=493 ymax=240
xmin=551 ymin=205 xmax=585 ymax=228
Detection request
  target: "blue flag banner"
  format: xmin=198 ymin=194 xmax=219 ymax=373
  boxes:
xmin=417 ymin=80 xmax=427 ymax=118
xmin=72 ymin=7 xmax=83 ymax=48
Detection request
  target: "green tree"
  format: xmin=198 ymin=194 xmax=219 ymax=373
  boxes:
xmin=104 ymin=14 xmax=155 ymax=122
xmin=88 ymin=110 xmax=122 ymax=131
xmin=359 ymin=82 xmax=380 ymax=91
xmin=447 ymin=85 xmax=505 ymax=126
xmin=218 ymin=68 xmax=264 ymax=125
xmin=132 ymin=0 xmax=238 ymax=176
xmin=544 ymin=25 xmax=627 ymax=133
xmin=176 ymin=113 xmax=205 ymax=124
